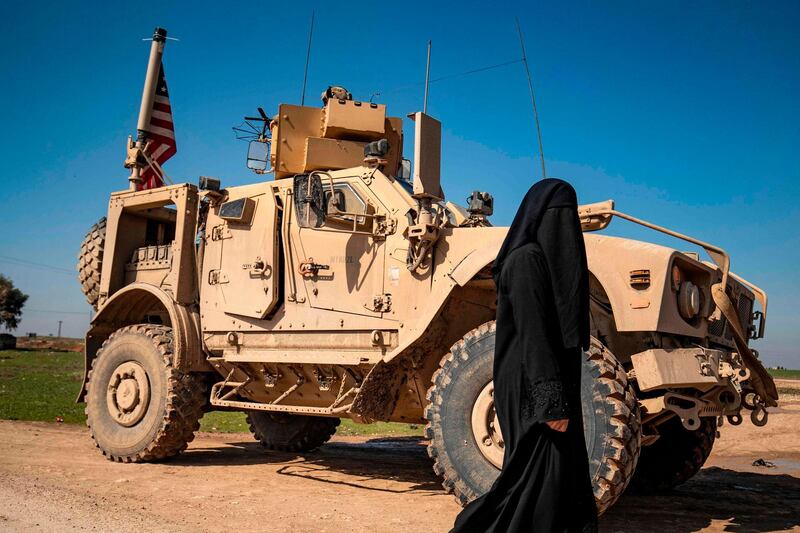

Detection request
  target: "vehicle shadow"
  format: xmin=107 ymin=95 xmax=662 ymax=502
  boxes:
xmin=172 ymin=435 xmax=443 ymax=493
xmin=174 ymin=436 xmax=800 ymax=529
xmin=601 ymin=467 xmax=800 ymax=533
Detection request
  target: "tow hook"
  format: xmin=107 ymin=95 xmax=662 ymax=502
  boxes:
xmin=743 ymin=391 xmax=770 ymax=427
xmin=750 ymin=404 xmax=769 ymax=426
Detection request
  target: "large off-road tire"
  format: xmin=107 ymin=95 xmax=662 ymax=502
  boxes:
xmin=582 ymin=338 xmax=642 ymax=511
xmin=630 ymin=414 xmax=716 ymax=492
xmin=424 ymin=322 xmax=641 ymax=514
xmin=77 ymin=217 xmax=106 ymax=309
xmin=246 ymin=412 xmax=340 ymax=452
xmin=85 ymin=324 xmax=207 ymax=462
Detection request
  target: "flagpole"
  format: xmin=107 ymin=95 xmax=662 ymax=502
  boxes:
xmin=129 ymin=27 xmax=167 ymax=190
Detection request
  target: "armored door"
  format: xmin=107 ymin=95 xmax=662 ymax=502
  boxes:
xmin=295 ymin=179 xmax=388 ymax=317
xmin=204 ymin=186 xmax=280 ymax=319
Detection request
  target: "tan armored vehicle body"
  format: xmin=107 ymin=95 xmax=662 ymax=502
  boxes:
xmin=78 ymin=86 xmax=777 ymax=513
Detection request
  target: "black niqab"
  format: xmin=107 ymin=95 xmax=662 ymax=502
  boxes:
xmin=493 ymin=178 xmax=589 ymax=352
xmin=452 ymin=178 xmax=597 ymax=533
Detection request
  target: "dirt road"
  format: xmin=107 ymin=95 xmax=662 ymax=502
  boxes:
xmin=1 ymin=399 xmax=799 ymax=533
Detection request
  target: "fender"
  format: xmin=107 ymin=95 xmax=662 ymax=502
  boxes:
xmin=76 ymin=283 xmax=206 ymax=402
xmin=447 ymin=233 xmax=636 ymax=334
xmin=448 ymin=240 xmax=503 ymax=287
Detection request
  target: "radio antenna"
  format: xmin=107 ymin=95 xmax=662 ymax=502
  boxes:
xmin=300 ymin=11 xmax=315 ymax=106
xmin=515 ymin=18 xmax=546 ymax=180
xmin=423 ymin=40 xmax=432 ymax=113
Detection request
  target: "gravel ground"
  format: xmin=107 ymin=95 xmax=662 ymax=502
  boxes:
xmin=0 ymin=394 xmax=798 ymax=532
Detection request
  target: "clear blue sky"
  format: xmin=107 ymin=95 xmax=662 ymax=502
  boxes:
xmin=0 ymin=1 xmax=797 ymax=366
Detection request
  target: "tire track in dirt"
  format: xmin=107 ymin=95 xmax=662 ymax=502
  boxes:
xmin=1 ymin=397 xmax=798 ymax=533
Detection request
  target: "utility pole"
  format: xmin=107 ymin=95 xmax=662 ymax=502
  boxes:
xmin=57 ymin=320 xmax=62 ymax=339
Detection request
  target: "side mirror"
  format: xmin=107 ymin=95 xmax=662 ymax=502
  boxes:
xmin=247 ymin=140 xmax=270 ymax=173
xmin=293 ymin=174 xmax=327 ymax=228
xmin=399 ymin=158 xmax=411 ymax=181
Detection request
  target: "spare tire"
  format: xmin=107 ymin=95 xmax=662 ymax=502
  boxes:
xmin=77 ymin=217 xmax=106 ymax=309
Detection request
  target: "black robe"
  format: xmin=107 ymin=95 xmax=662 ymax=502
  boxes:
xmin=452 ymin=179 xmax=597 ymax=533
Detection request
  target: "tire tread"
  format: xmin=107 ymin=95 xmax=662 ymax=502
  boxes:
xmin=85 ymin=324 xmax=207 ymax=462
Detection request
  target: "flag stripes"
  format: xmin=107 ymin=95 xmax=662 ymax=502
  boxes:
xmin=138 ymin=64 xmax=176 ymax=190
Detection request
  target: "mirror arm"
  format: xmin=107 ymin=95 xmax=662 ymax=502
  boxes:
xmin=309 ymin=171 xmax=344 ymax=216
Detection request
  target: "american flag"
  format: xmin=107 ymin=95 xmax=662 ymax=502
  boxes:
xmin=139 ymin=64 xmax=176 ymax=190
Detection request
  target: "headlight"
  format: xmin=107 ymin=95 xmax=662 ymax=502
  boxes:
xmin=678 ymin=280 xmax=701 ymax=319
xmin=671 ymin=264 xmax=682 ymax=292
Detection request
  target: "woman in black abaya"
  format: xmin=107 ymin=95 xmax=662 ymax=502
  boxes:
xmin=452 ymin=178 xmax=597 ymax=533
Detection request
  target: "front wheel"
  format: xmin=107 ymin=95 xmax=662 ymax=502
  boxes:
xmin=424 ymin=322 xmax=642 ymax=514
xmin=85 ymin=324 xmax=207 ymax=462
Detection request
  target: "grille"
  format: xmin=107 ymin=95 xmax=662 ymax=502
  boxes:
xmin=708 ymin=316 xmax=726 ymax=337
xmin=708 ymin=290 xmax=754 ymax=341
xmin=737 ymin=293 xmax=754 ymax=337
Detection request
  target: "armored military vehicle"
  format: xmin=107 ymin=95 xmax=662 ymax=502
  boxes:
xmin=77 ymin=78 xmax=777 ymax=512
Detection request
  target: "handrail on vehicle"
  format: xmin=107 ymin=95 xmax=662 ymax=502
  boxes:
xmin=579 ymin=200 xmax=777 ymax=406
xmin=578 ymin=200 xmax=767 ymax=328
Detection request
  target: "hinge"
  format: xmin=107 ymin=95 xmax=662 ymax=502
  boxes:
xmin=373 ymin=216 xmax=397 ymax=238
xmin=211 ymin=225 xmax=231 ymax=241
xmin=369 ymin=293 xmax=392 ymax=313
xmin=208 ymin=269 xmax=229 ymax=285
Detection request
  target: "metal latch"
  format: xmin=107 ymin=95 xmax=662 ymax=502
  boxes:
xmin=243 ymin=257 xmax=270 ymax=277
xmin=299 ymin=258 xmax=330 ymax=278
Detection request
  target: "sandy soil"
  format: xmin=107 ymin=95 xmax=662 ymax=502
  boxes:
xmin=1 ymin=398 xmax=798 ymax=532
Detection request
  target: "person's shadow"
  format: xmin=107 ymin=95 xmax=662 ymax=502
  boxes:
xmin=600 ymin=466 xmax=800 ymax=532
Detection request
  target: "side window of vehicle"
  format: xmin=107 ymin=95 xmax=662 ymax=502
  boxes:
xmin=325 ymin=183 xmax=372 ymax=230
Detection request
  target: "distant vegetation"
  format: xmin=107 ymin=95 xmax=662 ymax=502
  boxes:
xmin=0 ymin=349 xmax=421 ymax=436
xmin=768 ymin=368 xmax=800 ymax=380
xmin=0 ymin=275 xmax=28 ymax=330
xmin=2 ymin=348 xmax=794 ymax=434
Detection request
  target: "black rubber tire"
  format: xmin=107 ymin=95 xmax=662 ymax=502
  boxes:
xmin=77 ymin=217 xmax=106 ymax=309
xmin=582 ymin=338 xmax=642 ymax=512
xmin=246 ymin=412 xmax=340 ymax=452
xmin=630 ymin=414 xmax=716 ymax=493
xmin=424 ymin=322 xmax=641 ymax=514
xmin=85 ymin=324 xmax=207 ymax=462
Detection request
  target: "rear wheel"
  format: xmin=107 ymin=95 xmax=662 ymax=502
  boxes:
xmin=246 ymin=412 xmax=340 ymax=452
xmin=85 ymin=324 xmax=207 ymax=462
xmin=631 ymin=415 xmax=716 ymax=492
xmin=424 ymin=322 xmax=641 ymax=514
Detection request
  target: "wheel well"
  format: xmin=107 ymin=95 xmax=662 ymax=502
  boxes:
xmin=95 ymin=288 xmax=173 ymax=329
xmin=77 ymin=285 xmax=199 ymax=403
xmin=418 ymin=280 xmax=496 ymax=388
xmin=378 ymin=279 xmax=496 ymax=423
xmin=590 ymin=274 xmax=657 ymax=365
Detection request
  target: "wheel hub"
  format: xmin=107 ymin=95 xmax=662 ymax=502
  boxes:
xmin=471 ymin=381 xmax=505 ymax=469
xmin=106 ymin=361 xmax=150 ymax=427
